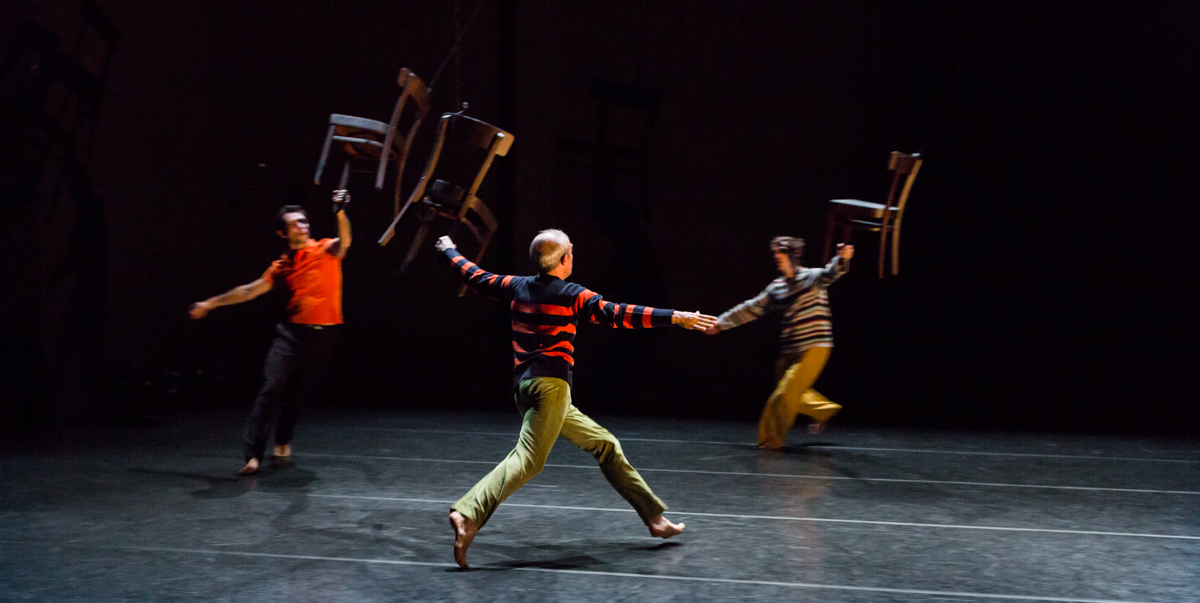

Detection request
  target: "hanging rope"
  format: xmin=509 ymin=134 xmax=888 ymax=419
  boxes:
xmin=428 ymin=0 xmax=490 ymax=102
xmin=917 ymin=0 xmax=997 ymax=153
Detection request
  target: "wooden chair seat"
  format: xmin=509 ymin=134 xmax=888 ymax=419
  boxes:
xmin=329 ymin=115 xmax=397 ymax=159
xmin=828 ymin=198 xmax=900 ymax=220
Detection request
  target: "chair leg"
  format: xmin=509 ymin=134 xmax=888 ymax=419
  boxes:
xmin=400 ymin=211 xmax=434 ymax=274
xmin=823 ymin=211 xmax=837 ymax=262
xmin=375 ymin=146 xmax=390 ymax=192
xmin=891 ymin=224 xmax=901 ymax=276
xmin=392 ymin=159 xmax=404 ymax=218
xmin=313 ymin=123 xmax=336 ymax=184
xmin=877 ymin=228 xmax=887 ymax=279
xmin=337 ymin=160 xmax=351 ymax=190
xmin=460 ymin=229 xmax=494 ymax=297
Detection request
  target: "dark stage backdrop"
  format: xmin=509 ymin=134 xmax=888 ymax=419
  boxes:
xmin=2 ymin=1 xmax=1196 ymax=434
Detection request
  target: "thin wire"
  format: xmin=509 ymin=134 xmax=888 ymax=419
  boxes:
xmin=917 ymin=0 xmax=997 ymax=153
xmin=453 ymin=0 xmax=463 ymax=110
xmin=428 ymin=0 xmax=490 ymax=96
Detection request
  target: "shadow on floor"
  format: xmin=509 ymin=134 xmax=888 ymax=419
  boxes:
xmin=128 ymin=467 xmax=317 ymax=499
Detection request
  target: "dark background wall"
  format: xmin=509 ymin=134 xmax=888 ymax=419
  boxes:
xmin=2 ymin=1 xmax=1196 ymax=434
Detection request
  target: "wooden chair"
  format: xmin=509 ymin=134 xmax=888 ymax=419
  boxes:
xmin=823 ymin=151 xmax=923 ymax=278
xmin=378 ymin=110 xmax=514 ymax=295
xmin=313 ymin=68 xmax=430 ymax=216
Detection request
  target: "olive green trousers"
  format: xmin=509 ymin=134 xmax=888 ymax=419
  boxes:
xmin=452 ymin=377 xmax=667 ymax=529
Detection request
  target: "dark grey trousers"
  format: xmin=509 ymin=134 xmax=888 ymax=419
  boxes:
xmin=242 ymin=322 xmax=338 ymax=462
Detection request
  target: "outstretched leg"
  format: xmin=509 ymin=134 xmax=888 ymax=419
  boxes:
xmin=559 ymin=403 xmax=684 ymax=538
xmin=448 ymin=511 xmax=478 ymax=569
xmin=447 ymin=377 xmax=572 ymax=567
xmin=272 ymin=327 xmax=338 ymax=467
xmin=758 ymin=347 xmax=838 ymax=449
xmin=242 ymin=325 xmax=301 ymax=472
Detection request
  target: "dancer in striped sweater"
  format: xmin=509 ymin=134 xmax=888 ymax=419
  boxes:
xmin=705 ymin=237 xmax=854 ymax=449
xmin=434 ymin=230 xmax=716 ymax=568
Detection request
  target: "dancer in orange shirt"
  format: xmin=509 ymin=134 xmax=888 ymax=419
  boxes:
xmin=190 ymin=191 xmax=351 ymax=474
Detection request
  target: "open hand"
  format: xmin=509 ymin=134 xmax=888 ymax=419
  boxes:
xmin=435 ymin=236 xmax=456 ymax=251
xmin=838 ymin=243 xmax=855 ymax=259
xmin=672 ymin=311 xmax=718 ymax=331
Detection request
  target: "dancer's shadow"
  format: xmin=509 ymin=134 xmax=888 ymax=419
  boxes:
xmin=448 ymin=538 xmax=679 ymax=573
xmin=128 ymin=467 xmax=317 ymax=499
xmin=629 ymin=541 xmax=682 ymax=552
xmin=775 ymin=442 xmax=837 ymax=459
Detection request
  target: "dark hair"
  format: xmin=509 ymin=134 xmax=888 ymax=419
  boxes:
xmin=770 ymin=236 xmax=805 ymax=264
xmin=274 ymin=205 xmax=308 ymax=233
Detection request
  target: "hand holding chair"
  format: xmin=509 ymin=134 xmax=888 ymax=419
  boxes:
xmin=823 ymin=151 xmax=923 ymax=278
xmin=313 ymin=68 xmax=430 ymax=216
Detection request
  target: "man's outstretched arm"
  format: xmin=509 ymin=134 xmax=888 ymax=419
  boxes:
xmin=434 ymin=236 xmax=516 ymax=300
xmin=189 ymin=278 xmax=273 ymax=319
xmin=577 ymin=290 xmax=716 ymax=331
xmin=704 ymin=288 xmax=773 ymax=335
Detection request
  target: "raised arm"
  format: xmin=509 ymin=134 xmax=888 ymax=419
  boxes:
xmin=435 ymin=236 xmax=516 ymax=301
xmin=189 ymin=278 xmax=273 ymax=319
xmin=819 ymin=243 xmax=853 ymax=285
xmin=576 ymin=289 xmax=717 ymax=331
xmin=328 ymin=190 xmax=351 ymax=259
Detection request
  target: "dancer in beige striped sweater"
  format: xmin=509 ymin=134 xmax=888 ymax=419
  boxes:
xmin=705 ymin=238 xmax=854 ymax=449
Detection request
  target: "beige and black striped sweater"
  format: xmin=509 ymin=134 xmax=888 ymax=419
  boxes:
xmin=714 ymin=255 xmax=850 ymax=353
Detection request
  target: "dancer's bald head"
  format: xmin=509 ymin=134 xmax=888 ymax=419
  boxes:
xmin=530 ymin=229 xmax=571 ymax=274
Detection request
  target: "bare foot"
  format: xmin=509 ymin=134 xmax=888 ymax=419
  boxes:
xmin=449 ymin=511 xmax=478 ymax=569
xmin=647 ymin=514 xmax=685 ymax=538
xmin=271 ymin=444 xmax=294 ymax=468
xmin=757 ymin=442 xmax=783 ymax=450
xmin=240 ymin=458 xmax=259 ymax=475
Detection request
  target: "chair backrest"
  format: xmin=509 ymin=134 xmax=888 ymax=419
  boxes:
xmin=410 ymin=111 xmax=514 ymax=207
xmin=387 ymin=68 xmax=431 ymax=141
xmin=883 ymin=151 xmax=923 ymax=225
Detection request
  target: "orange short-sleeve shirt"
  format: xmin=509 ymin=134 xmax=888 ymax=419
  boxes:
xmin=262 ymin=238 xmax=343 ymax=325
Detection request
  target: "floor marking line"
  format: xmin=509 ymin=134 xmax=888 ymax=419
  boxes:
xmin=301 ymin=453 xmax=1200 ymax=495
xmin=697 ymin=452 xmax=761 ymax=461
xmin=122 ymin=545 xmax=1160 ymax=603
xmin=306 ymin=494 xmax=1200 ymax=541
xmin=323 ymin=426 xmax=1200 ymax=463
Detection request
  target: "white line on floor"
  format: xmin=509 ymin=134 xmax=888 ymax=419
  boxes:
xmin=124 ymin=545 xmax=1162 ymax=603
xmin=304 ymin=494 xmax=1200 ymax=541
xmin=322 ymin=425 xmax=1200 ymax=463
xmin=301 ymin=452 xmax=1200 ymax=495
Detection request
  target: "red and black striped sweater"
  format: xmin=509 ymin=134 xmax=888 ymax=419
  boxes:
xmin=443 ymin=249 xmax=676 ymax=387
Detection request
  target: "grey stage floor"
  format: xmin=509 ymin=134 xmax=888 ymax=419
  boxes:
xmin=1 ymin=408 xmax=1197 ymax=602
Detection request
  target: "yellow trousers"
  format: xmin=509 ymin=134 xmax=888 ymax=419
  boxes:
xmin=452 ymin=377 xmax=667 ymax=530
xmin=758 ymin=346 xmax=841 ymax=449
